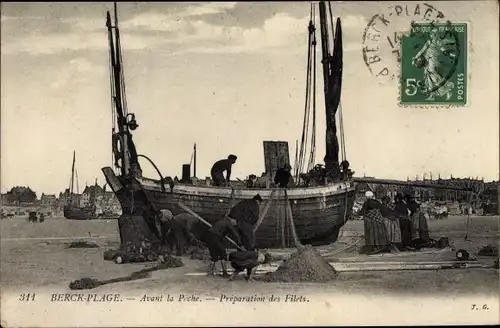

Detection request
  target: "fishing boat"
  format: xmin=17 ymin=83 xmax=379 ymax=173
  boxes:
xmin=101 ymin=1 xmax=356 ymax=248
xmin=64 ymin=151 xmax=97 ymax=220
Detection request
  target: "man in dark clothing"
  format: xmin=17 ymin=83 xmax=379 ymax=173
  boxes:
xmin=406 ymin=196 xmax=431 ymax=247
xmin=394 ymin=193 xmax=412 ymax=247
xmin=227 ymin=194 xmax=263 ymax=251
xmin=159 ymin=209 xmax=189 ymax=256
xmin=406 ymin=195 xmax=419 ymax=215
xmin=173 ymin=212 xmax=199 ymax=248
xmin=211 ymin=154 xmax=237 ymax=186
xmin=228 ymin=250 xmax=271 ymax=281
xmin=274 ymin=164 xmax=293 ymax=188
xmin=173 ymin=213 xmax=198 ymax=232
xmin=190 ymin=218 xmax=241 ymax=276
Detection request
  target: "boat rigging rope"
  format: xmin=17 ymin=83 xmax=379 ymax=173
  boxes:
xmin=307 ymin=4 xmax=317 ymax=173
xmin=189 ymin=146 xmax=195 ymax=166
xmin=136 ymin=154 xmax=166 ymax=193
xmin=296 ymin=3 xmax=317 ymax=181
xmin=338 ymin=102 xmax=346 ymax=162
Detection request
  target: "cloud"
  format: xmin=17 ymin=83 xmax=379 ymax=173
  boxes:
xmin=3 ymin=11 xmax=309 ymax=55
xmin=50 ymin=57 xmax=105 ymax=90
xmin=1 ymin=3 xmax=362 ymax=56
xmin=179 ymin=2 xmax=237 ymax=16
xmin=0 ymin=30 xmax=172 ymax=55
xmin=1 ymin=15 xmax=44 ymax=21
xmin=120 ymin=12 xmax=309 ymax=54
xmin=341 ymin=15 xmax=367 ymax=28
xmin=344 ymin=42 xmax=363 ymax=52
xmin=62 ymin=2 xmax=238 ymax=33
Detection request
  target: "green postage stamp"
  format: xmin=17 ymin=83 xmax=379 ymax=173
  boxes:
xmin=400 ymin=22 xmax=468 ymax=106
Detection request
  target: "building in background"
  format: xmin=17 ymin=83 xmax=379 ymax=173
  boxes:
xmin=40 ymin=194 xmax=57 ymax=207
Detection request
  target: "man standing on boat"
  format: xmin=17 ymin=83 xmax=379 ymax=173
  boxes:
xmin=211 ymin=155 xmax=237 ymax=186
xmin=227 ymin=194 xmax=263 ymax=251
xmin=273 ymin=164 xmax=294 ymax=188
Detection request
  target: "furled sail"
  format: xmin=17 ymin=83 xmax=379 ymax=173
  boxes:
xmin=319 ymin=1 xmax=343 ymax=173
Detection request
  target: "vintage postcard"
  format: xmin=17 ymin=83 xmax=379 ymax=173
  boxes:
xmin=1 ymin=1 xmax=499 ymax=327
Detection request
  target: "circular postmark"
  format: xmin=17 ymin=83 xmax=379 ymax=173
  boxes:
xmin=361 ymin=2 xmax=447 ymax=85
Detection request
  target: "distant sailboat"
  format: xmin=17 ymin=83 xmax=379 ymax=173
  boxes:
xmin=63 ymin=151 xmax=97 ymax=220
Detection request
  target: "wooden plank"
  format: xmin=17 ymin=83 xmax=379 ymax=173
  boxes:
xmin=178 ymin=202 xmax=245 ymax=251
xmin=253 ymin=189 xmax=277 ymax=233
xmin=263 ymin=141 xmax=291 ymax=176
xmin=140 ymin=176 xmax=354 ymax=199
xmin=204 ymin=260 xmax=496 ymax=275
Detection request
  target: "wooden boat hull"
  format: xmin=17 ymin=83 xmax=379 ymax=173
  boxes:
xmin=63 ymin=205 xmax=97 ymax=220
xmin=145 ymin=187 xmax=355 ymax=248
xmin=104 ymin=168 xmax=356 ymax=249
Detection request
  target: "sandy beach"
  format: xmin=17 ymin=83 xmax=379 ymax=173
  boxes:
xmin=1 ymin=214 xmax=498 ymax=327
xmin=1 ymin=215 xmax=498 ymax=296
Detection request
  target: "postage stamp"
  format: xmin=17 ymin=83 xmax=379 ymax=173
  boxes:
xmin=400 ymin=22 xmax=468 ymax=106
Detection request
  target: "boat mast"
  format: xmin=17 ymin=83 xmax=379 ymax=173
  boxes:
xmin=318 ymin=1 xmax=343 ymax=174
xmin=193 ymin=143 xmax=197 ymax=178
xmin=69 ymin=150 xmax=76 ymax=203
xmin=75 ymin=169 xmax=80 ymax=194
xmin=106 ymin=2 xmax=131 ymax=177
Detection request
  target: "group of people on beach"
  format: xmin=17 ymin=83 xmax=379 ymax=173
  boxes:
xmin=359 ymin=191 xmax=432 ymax=254
xmin=158 ymin=194 xmax=270 ymax=281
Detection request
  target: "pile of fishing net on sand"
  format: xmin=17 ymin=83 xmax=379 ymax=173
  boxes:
xmin=259 ymin=245 xmax=337 ymax=283
xmin=103 ymin=238 xmax=184 ymax=267
xmin=478 ymin=245 xmax=499 ymax=257
xmin=67 ymin=240 xmax=99 ymax=249
xmin=71 ymin=238 xmax=184 ymax=290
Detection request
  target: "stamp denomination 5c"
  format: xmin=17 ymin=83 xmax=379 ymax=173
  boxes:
xmin=400 ymin=22 xmax=468 ymax=106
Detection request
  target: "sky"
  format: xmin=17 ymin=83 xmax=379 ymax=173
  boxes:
xmin=1 ymin=1 xmax=499 ymax=195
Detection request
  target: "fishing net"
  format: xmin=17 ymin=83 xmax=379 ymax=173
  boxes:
xmin=69 ymin=278 xmax=101 ymax=290
xmin=103 ymin=238 xmax=182 ymax=264
xmin=259 ymin=245 xmax=337 ymax=283
xmin=69 ymin=257 xmax=183 ymax=290
xmin=478 ymin=245 xmax=499 ymax=257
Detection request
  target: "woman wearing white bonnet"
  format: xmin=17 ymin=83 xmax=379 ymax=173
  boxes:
xmin=359 ymin=190 xmax=402 ymax=254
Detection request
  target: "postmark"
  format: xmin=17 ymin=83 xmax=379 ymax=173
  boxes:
xmin=400 ymin=21 xmax=468 ymax=105
xmin=362 ymin=3 xmax=446 ymax=85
